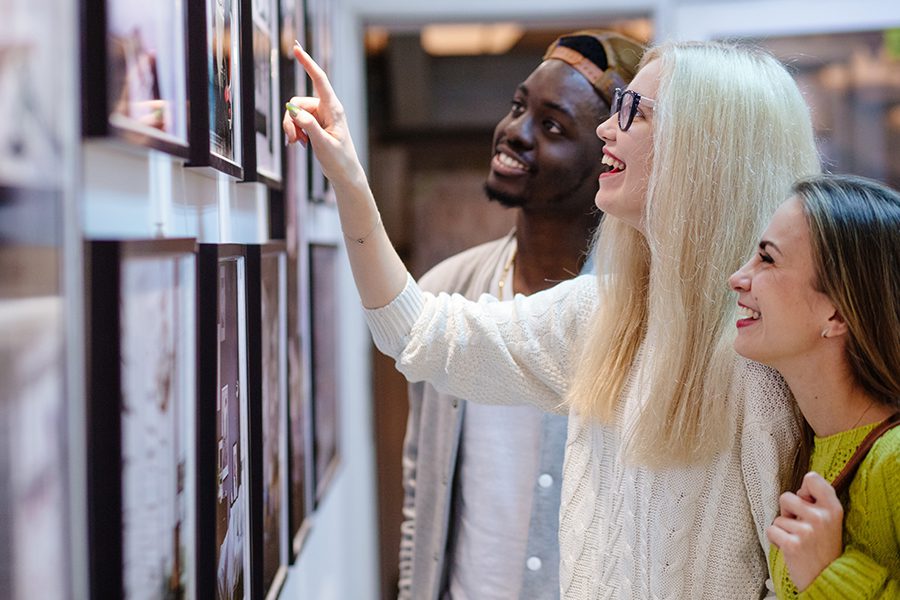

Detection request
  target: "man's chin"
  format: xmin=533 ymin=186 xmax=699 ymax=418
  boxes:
xmin=484 ymin=183 xmax=526 ymax=209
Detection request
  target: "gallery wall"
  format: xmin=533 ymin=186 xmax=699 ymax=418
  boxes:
xmin=3 ymin=0 xmax=379 ymax=597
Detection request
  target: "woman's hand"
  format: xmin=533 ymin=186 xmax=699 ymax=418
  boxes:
xmin=282 ymin=44 xmax=365 ymax=187
xmin=766 ymin=471 xmax=844 ymax=591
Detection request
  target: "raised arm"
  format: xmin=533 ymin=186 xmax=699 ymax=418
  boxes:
xmin=282 ymin=44 xmax=406 ymax=309
xmin=283 ymin=45 xmax=596 ymax=413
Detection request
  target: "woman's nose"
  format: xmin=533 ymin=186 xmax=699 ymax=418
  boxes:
xmin=596 ymin=114 xmax=616 ymax=142
xmin=728 ymin=261 xmax=752 ymax=292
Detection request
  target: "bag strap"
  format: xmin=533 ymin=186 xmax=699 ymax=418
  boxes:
xmin=831 ymin=412 xmax=900 ymax=498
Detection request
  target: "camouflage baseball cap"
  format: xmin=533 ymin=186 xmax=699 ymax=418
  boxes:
xmin=543 ymin=31 xmax=645 ymax=107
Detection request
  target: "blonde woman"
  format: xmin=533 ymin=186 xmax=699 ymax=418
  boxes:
xmin=730 ymin=175 xmax=900 ymax=598
xmin=284 ymin=41 xmax=820 ymax=597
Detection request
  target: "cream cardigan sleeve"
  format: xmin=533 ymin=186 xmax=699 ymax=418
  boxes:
xmin=365 ymin=273 xmax=598 ymax=415
xmin=736 ymin=359 xmax=802 ymax=599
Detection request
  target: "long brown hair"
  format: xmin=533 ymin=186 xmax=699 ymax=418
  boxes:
xmin=797 ymin=174 xmax=900 ymax=410
xmin=786 ymin=175 xmax=900 ymax=489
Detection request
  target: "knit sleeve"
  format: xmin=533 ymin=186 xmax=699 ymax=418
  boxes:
xmin=736 ymin=360 xmax=800 ymax=598
xmin=797 ymin=548 xmax=893 ymax=599
xmin=798 ymin=439 xmax=900 ymax=600
xmin=365 ymin=272 xmax=597 ymax=414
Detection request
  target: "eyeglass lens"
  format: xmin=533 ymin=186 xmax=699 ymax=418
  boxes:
xmin=611 ymin=88 xmax=636 ymax=132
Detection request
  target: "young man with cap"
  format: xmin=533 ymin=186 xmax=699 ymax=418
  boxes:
xmin=398 ymin=31 xmax=643 ymax=600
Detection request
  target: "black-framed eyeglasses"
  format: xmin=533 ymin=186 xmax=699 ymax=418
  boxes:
xmin=611 ymin=88 xmax=656 ymax=132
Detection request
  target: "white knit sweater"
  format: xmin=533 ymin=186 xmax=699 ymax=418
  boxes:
xmin=366 ymin=274 xmax=798 ymax=599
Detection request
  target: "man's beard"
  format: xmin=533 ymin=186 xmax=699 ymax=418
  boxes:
xmin=483 ymin=183 xmax=526 ymax=208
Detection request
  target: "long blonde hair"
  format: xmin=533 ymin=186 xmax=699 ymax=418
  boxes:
xmin=568 ymin=41 xmax=821 ymax=466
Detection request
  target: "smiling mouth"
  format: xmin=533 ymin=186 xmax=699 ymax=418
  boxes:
xmin=736 ymin=305 xmax=760 ymax=328
xmin=601 ymin=153 xmax=625 ymax=174
xmin=492 ymin=151 xmax=529 ymax=174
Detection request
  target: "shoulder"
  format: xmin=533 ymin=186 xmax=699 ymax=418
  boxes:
xmin=731 ymin=356 xmax=794 ymax=426
xmin=419 ymin=234 xmax=514 ymax=294
xmin=862 ymin=423 xmax=900 ymax=486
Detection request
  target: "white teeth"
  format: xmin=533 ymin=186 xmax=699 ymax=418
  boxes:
xmin=738 ymin=306 xmax=760 ymax=320
xmin=601 ymin=154 xmax=626 ymax=171
xmin=497 ymin=152 xmax=527 ymax=171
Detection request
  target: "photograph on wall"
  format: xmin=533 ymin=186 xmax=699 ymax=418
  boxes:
xmin=0 ymin=188 xmax=69 ymax=600
xmin=0 ymin=1 xmax=65 ymax=187
xmin=0 ymin=295 xmax=67 ymax=599
xmin=103 ymin=0 xmax=189 ymax=152
xmin=309 ymin=244 xmax=339 ymax=503
xmin=246 ymin=244 xmax=290 ymax=597
xmin=214 ymin=255 xmax=251 ymax=600
xmin=280 ymin=0 xmax=312 ymax=542
xmin=284 ymin=196 xmax=310 ymax=556
xmin=207 ymin=0 xmax=243 ymax=168
xmin=287 ymin=318 xmax=309 ymax=555
xmin=86 ymin=239 xmax=198 ymax=599
xmin=119 ymin=243 xmax=197 ymax=599
xmin=249 ymin=0 xmax=281 ymax=184
xmin=303 ymin=0 xmax=331 ymax=203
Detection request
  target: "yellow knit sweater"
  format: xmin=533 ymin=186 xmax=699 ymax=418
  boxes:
xmin=771 ymin=420 xmax=900 ymax=599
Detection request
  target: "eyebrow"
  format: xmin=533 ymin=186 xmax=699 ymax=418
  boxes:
xmin=759 ymin=240 xmax=782 ymax=255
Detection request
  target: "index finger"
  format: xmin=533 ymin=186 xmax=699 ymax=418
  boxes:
xmin=293 ymin=44 xmax=338 ymax=105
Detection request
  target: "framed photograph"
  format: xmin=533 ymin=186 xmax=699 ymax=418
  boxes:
xmin=286 ymin=291 xmax=311 ymax=560
xmin=245 ymin=243 xmax=289 ymax=599
xmin=198 ymin=244 xmax=252 ymax=598
xmin=308 ymin=243 xmax=339 ymax=504
xmin=303 ymin=0 xmax=331 ymax=203
xmin=1 ymin=0 xmax=67 ymax=187
xmin=187 ymin=0 xmax=244 ymax=177
xmin=87 ymin=238 xmax=198 ymax=599
xmin=81 ymin=0 xmax=190 ymax=156
xmin=277 ymin=0 xmax=313 ymax=558
xmin=241 ymin=0 xmax=282 ymax=187
xmin=0 ymin=188 xmax=69 ymax=600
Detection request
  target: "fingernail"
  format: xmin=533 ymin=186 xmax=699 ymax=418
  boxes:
xmin=285 ymin=102 xmax=300 ymax=116
xmin=294 ymin=39 xmax=302 ymax=49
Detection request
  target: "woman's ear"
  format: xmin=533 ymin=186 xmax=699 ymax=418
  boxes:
xmin=821 ymin=309 xmax=848 ymax=339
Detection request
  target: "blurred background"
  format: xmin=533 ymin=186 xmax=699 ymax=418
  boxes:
xmin=1 ymin=0 xmax=898 ymax=598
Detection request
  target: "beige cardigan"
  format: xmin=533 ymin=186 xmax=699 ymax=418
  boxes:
xmin=367 ymin=274 xmax=798 ymax=599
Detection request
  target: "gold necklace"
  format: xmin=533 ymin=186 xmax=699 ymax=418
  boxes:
xmin=497 ymin=247 xmax=517 ymax=299
xmin=851 ymin=398 xmax=877 ymax=430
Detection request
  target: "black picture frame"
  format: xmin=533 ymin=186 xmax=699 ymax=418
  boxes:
xmin=245 ymin=243 xmax=290 ymax=600
xmin=86 ymin=238 xmax=198 ymax=600
xmin=303 ymin=0 xmax=331 ymax=204
xmin=240 ymin=0 xmax=283 ymax=188
xmin=279 ymin=0 xmax=313 ymax=559
xmin=81 ymin=0 xmax=192 ymax=157
xmin=0 ymin=187 xmax=69 ymax=600
xmin=198 ymin=244 xmax=253 ymax=599
xmin=308 ymin=243 xmax=339 ymax=505
xmin=186 ymin=0 xmax=245 ymax=177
